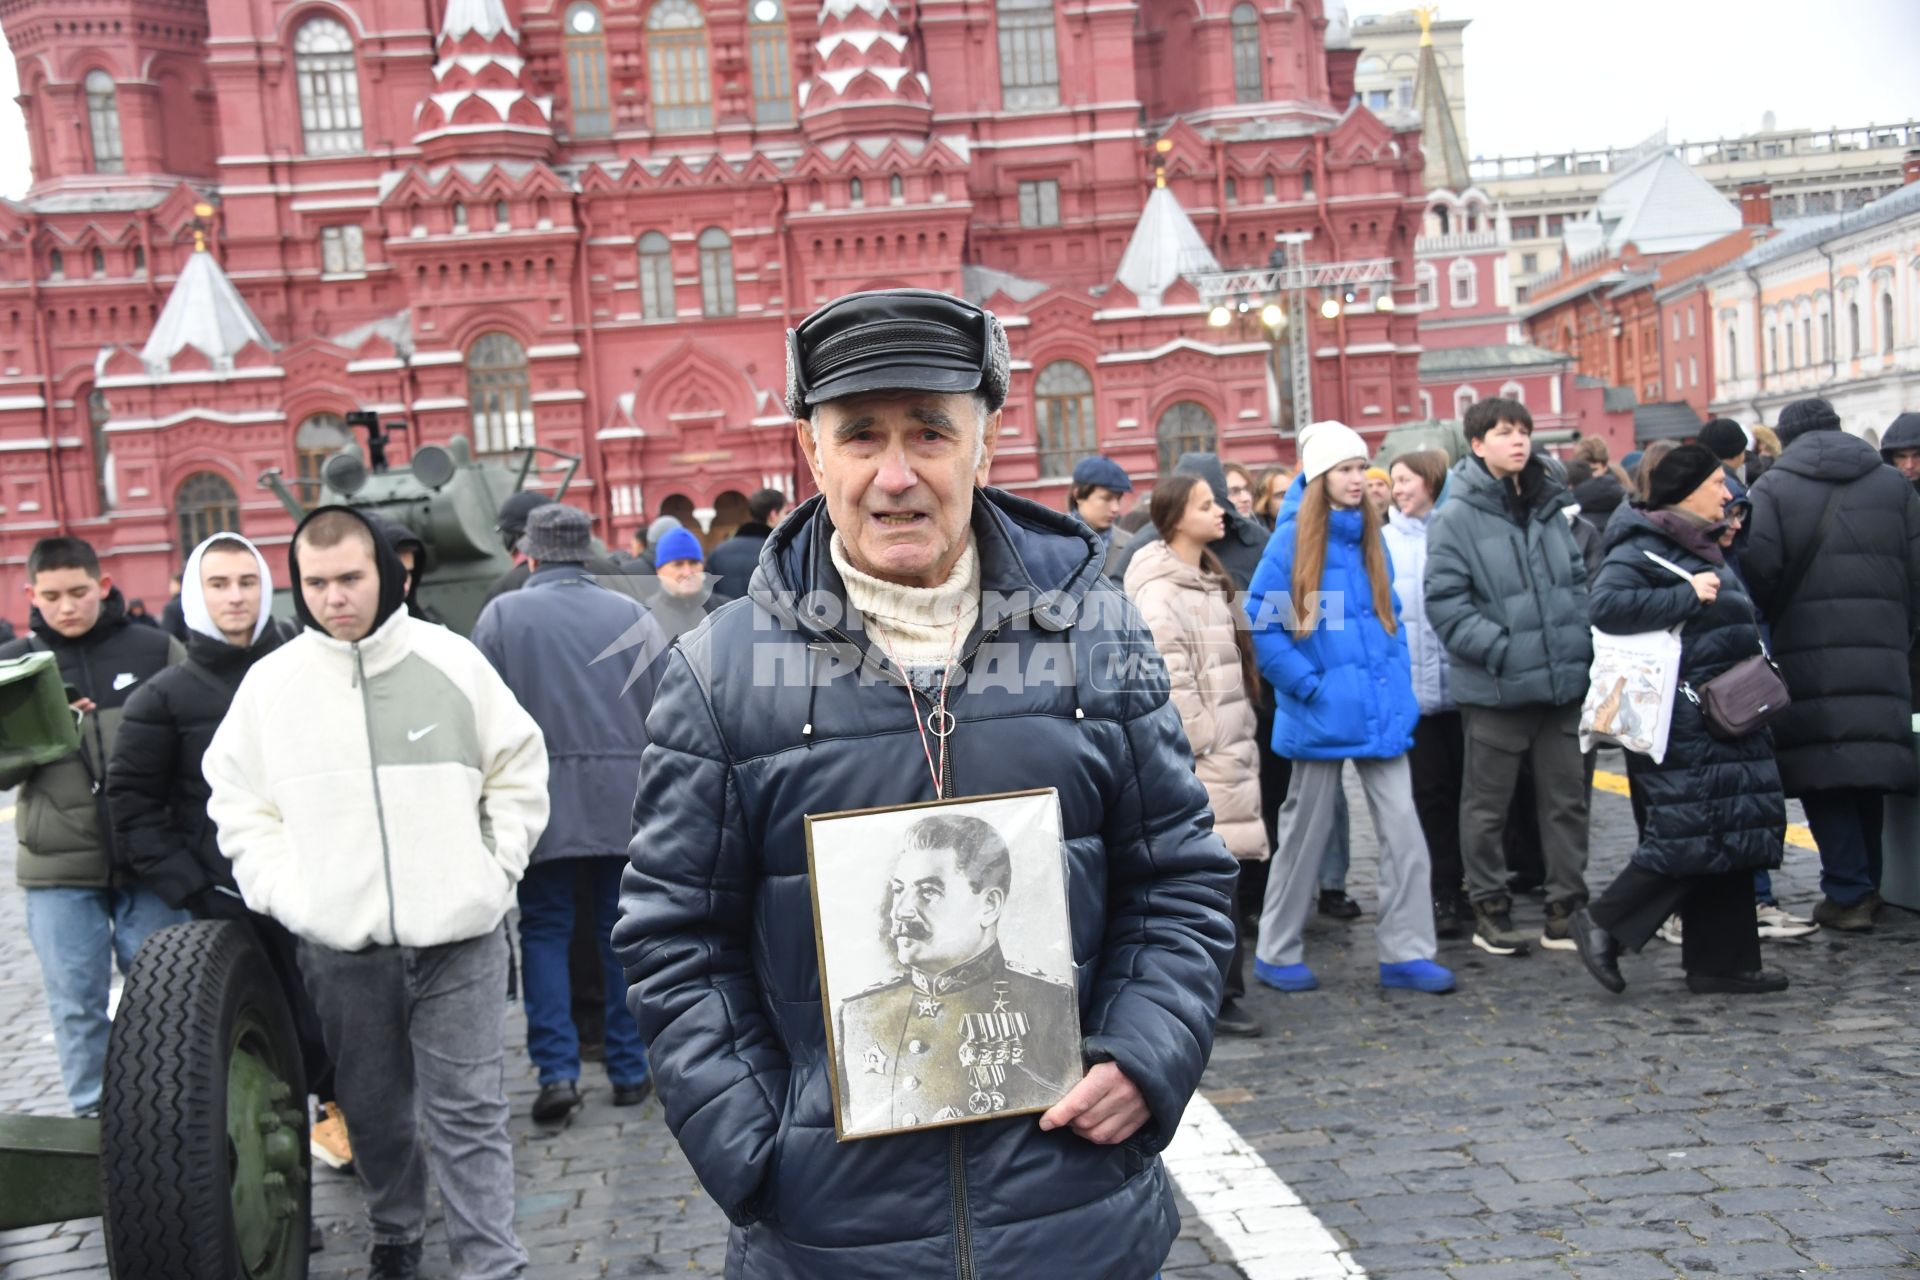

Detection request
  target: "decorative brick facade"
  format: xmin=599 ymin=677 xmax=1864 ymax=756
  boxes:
xmin=0 ymin=0 xmax=1430 ymax=619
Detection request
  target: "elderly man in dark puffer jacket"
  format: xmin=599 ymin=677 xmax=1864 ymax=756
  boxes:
xmin=1743 ymin=397 xmax=1920 ymax=932
xmin=614 ymin=289 xmax=1236 ymax=1280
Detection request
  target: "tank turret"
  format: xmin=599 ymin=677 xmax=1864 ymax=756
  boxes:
xmin=260 ymin=433 xmax=585 ymax=635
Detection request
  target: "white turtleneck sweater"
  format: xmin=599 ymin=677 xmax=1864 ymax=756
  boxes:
xmin=830 ymin=531 xmax=981 ymax=673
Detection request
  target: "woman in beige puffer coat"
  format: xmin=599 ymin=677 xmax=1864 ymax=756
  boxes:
xmin=1125 ymin=472 xmax=1267 ymax=1036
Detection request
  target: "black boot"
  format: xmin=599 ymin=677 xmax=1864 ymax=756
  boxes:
xmin=1317 ymin=889 xmax=1362 ymax=920
xmin=1433 ymin=897 xmax=1463 ymax=940
xmin=1570 ymin=908 xmax=1624 ymax=993
xmin=369 ymin=1242 xmax=422 ymax=1280
xmin=1686 ymin=970 xmax=1789 ymax=995
xmin=532 ymin=1079 xmax=582 ymax=1125
xmin=1215 ymin=999 xmax=1264 ymax=1038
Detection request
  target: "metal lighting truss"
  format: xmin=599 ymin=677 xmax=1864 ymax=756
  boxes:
xmin=1191 ymin=254 xmax=1396 ymax=433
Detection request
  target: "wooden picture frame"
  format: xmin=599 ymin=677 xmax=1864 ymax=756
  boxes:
xmin=805 ymin=787 xmax=1082 ymax=1142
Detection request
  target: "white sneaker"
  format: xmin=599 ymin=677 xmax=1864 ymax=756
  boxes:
xmin=1756 ymin=902 xmax=1820 ymax=940
xmin=1656 ymin=914 xmax=1683 ymax=945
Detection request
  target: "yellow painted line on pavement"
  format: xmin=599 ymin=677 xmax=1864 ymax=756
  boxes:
xmin=1593 ymin=768 xmax=1816 ymax=850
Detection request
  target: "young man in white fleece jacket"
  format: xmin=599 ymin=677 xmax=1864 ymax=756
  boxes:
xmin=205 ymin=506 xmax=549 ymax=1280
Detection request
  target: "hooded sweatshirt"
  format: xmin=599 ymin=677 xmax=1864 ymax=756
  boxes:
xmin=1882 ymin=412 xmax=1920 ymax=494
xmin=204 ymin=506 xmax=550 ymax=950
xmin=107 ymin=533 xmax=287 ymax=909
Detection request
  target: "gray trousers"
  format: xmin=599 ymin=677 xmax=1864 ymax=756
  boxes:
xmin=1256 ymin=757 xmax=1438 ymax=968
xmin=1459 ymin=702 xmax=1591 ymax=908
xmin=299 ymin=925 xmax=527 ymax=1280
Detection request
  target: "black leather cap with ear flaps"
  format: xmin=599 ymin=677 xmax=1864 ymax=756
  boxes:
xmin=785 ymin=288 xmax=1009 ymax=417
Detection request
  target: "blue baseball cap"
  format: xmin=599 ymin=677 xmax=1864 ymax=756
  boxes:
xmin=1070 ymin=455 xmax=1132 ymax=494
xmin=654 ymin=527 xmax=705 ymax=565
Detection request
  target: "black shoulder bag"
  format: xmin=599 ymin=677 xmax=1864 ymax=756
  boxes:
xmin=1678 ymin=484 xmax=1843 ymax=741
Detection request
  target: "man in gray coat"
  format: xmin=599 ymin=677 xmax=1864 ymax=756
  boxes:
xmin=1426 ymin=398 xmax=1592 ymax=957
xmin=471 ymin=504 xmax=668 ymax=1124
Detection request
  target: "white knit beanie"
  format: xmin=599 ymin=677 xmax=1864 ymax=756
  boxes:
xmin=1298 ymin=420 xmax=1369 ymax=483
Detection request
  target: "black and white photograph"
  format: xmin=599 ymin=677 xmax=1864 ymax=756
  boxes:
xmin=806 ymin=789 xmax=1082 ymax=1142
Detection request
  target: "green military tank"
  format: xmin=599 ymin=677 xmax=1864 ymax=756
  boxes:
xmin=259 ymin=423 xmax=589 ymax=636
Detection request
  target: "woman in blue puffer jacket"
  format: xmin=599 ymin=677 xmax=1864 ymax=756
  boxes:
xmin=1244 ymin=421 xmax=1454 ymax=995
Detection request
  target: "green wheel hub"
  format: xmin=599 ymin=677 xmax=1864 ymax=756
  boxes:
xmin=226 ymin=1012 xmax=304 ymax=1276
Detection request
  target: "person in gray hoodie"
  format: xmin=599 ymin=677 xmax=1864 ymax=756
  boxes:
xmin=1426 ymin=398 xmax=1593 ymax=958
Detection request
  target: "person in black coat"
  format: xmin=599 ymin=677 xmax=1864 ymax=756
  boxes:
xmin=704 ymin=487 xmax=788 ymax=604
xmin=104 ymin=533 xmax=341 ymax=1142
xmin=1741 ymin=398 xmax=1920 ymax=932
xmin=1572 ymin=446 xmax=1789 ymax=995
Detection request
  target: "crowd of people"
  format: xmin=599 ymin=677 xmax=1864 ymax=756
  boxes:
xmin=2 ymin=282 xmax=1916 ymax=1279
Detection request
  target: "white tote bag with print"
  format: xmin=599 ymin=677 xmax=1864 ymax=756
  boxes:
xmin=1578 ymin=551 xmax=1694 ymax=764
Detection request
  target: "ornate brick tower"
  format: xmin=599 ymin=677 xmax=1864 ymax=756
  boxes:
xmin=2 ymin=0 xmax=218 ymax=189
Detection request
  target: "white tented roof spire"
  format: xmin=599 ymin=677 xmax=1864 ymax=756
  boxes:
xmin=1115 ymin=183 xmax=1221 ymax=309
xmin=440 ymin=0 xmax=517 ymax=42
xmin=139 ymin=246 xmax=277 ymax=375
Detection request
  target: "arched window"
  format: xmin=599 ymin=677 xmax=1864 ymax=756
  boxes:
xmin=88 ymin=389 xmax=112 ymax=513
xmin=1725 ymin=325 xmax=1738 ymax=378
xmin=1035 ymin=361 xmax=1096 ymax=479
xmin=467 ymin=333 xmax=534 ymax=455
xmin=748 ymin=0 xmax=792 ymax=124
xmin=90 ymin=248 xmax=105 ymax=277
xmin=889 ymin=173 xmax=904 ymax=202
xmin=1849 ymin=300 xmax=1860 ymax=356
xmin=698 ymin=227 xmax=735 ymax=316
xmin=1224 ymin=176 xmax=1237 ymax=203
xmin=84 ymin=71 xmax=123 ymax=172
xmin=452 ymin=202 xmax=468 ymax=232
xmin=294 ymin=18 xmax=364 ymax=155
xmin=48 ymin=249 xmax=64 ymax=281
xmin=175 ymin=471 xmax=239 ymax=552
xmin=996 ymin=0 xmax=1059 ymax=109
xmin=637 ymin=231 xmax=673 ymax=319
xmin=564 ymin=3 xmax=611 ymax=136
xmin=294 ymin=412 xmax=351 ymax=497
xmin=1453 ymin=387 xmax=1476 ymax=420
xmin=1155 ymin=401 xmax=1215 ymax=474
xmin=648 ymin=0 xmax=712 ymax=132
xmin=1230 ymin=3 xmax=1262 ymax=103
xmin=1301 ymin=169 xmax=1315 ymax=198
xmin=849 ymin=177 xmax=864 ymax=206
xmin=1883 ymin=290 xmax=1896 ymax=355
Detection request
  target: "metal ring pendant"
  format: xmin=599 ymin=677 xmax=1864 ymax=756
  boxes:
xmin=926 ymin=707 xmax=956 ymax=739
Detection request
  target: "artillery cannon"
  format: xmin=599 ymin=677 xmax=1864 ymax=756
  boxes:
xmin=0 ymin=920 xmax=310 ymax=1277
xmin=259 ymin=432 xmax=587 ymax=636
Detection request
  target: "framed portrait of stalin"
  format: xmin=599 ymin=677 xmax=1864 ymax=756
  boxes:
xmin=806 ymin=789 xmax=1082 ymax=1141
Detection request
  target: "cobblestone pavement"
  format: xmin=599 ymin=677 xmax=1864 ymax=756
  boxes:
xmin=3 ymin=756 xmax=1918 ymax=1278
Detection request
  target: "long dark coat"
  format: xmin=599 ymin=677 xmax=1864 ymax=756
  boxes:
xmin=1590 ymin=506 xmax=1786 ymax=877
xmin=1741 ymin=429 xmax=1920 ymax=795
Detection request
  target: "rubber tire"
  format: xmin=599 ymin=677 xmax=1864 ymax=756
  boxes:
xmin=100 ymin=919 xmax=310 ymax=1279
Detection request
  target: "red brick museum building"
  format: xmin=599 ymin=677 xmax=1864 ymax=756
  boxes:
xmin=0 ymin=0 xmax=1432 ymax=611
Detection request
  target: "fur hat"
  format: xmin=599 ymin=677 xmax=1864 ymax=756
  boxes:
xmin=518 ymin=504 xmax=592 ymax=564
xmin=1298 ymin=420 xmax=1369 ymax=483
xmin=1646 ymin=444 xmax=1723 ymax=509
